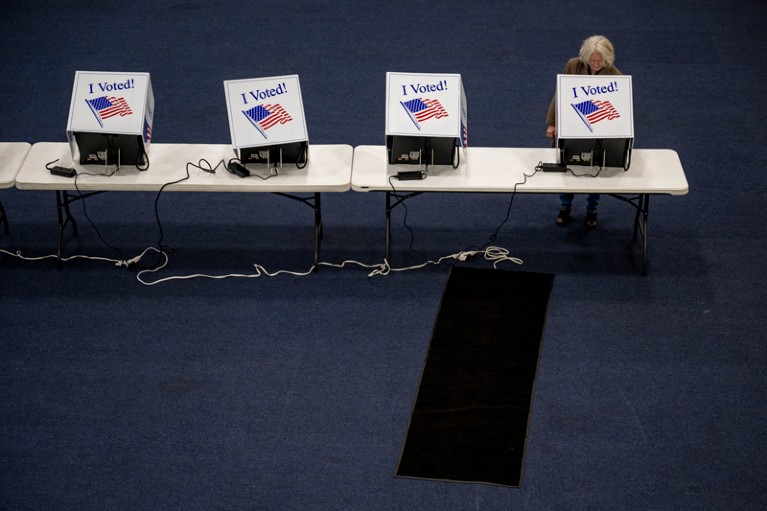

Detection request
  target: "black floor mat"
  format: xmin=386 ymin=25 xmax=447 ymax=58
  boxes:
xmin=396 ymin=267 xmax=554 ymax=487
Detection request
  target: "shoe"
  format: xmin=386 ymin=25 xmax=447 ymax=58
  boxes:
xmin=556 ymin=207 xmax=571 ymax=226
xmin=585 ymin=211 xmax=598 ymax=229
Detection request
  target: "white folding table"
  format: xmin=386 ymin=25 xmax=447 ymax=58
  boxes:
xmin=16 ymin=142 xmax=353 ymax=267
xmin=0 ymin=142 xmax=32 ymax=234
xmin=351 ymin=146 xmax=689 ymax=275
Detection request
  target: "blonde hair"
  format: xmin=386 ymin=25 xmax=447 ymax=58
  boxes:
xmin=579 ymin=35 xmax=615 ymax=69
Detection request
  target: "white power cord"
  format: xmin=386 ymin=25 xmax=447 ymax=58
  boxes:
xmin=3 ymin=245 xmax=523 ymax=285
xmin=367 ymin=245 xmax=523 ymax=277
xmin=1 ymin=246 xmax=158 ymax=268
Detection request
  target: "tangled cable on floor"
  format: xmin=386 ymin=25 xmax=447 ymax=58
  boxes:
xmin=2 ymin=244 xmax=523 ymax=285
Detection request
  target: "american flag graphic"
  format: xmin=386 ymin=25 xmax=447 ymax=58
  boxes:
xmin=242 ymin=104 xmax=292 ymax=139
xmin=571 ymin=100 xmax=620 ymax=132
xmin=461 ymin=120 xmax=468 ymax=148
xmin=143 ymin=119 xmax=152 ymax=143
xmin=86 ymin=96 xmax=133 ymax=127
xmin=400 ymin=98 xmax=448 ymax=129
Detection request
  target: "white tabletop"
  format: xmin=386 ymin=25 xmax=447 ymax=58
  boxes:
xmin=351 ymin=146 xmax=689 ymax=195
xmin=1 ymin=142 xmax=32 ymax=189
xmin=15 ymin=142 xmax=353 ymax=193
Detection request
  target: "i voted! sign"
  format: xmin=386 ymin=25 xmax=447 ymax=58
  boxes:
xmin=67 ymin=71 xmax=154 ymax=141
xmin=224 ymin=75 xmax=308 ymax=150
xmin=385 ymin=72 xmax=467 ymax=145
xmin=556 ymin=74 xmax=633 ymax=139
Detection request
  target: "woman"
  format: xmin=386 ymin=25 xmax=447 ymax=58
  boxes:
xmin=546 ymin=35 xmax=622 ymax=229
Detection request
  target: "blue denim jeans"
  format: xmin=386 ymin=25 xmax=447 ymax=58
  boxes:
xmin=560 ymin=193 xmax=600 ymax=212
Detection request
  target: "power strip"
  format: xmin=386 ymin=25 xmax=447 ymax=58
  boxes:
xmin=49 ymin=166 xmax=76 ymax=177
xmin=228 ymin=161 xmax=250 ymax=178
xmin=396 ymin=171 xmax=425 ymax=180
xmin=539 ymin=163 xmax=568 ymax=172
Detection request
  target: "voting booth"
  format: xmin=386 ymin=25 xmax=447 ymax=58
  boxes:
xmin=556 ymin=74 xmax=633 ymax=170
xmin=66 ymin=71 xmax=154 ymax=169
xmin=224 ymin=75 xmax=308 ymax=169
xmin=385 ymin=72 xmax=467 ymax=170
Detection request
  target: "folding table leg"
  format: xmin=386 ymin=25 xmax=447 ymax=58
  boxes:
xmin=55 ymin=190 xmax=79 ymax=269
xmin=0 ymin=201 xmax=8 ymax=235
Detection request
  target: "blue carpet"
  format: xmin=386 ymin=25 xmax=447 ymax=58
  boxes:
xmin=2 ymin=1 xmax=767 ymax=509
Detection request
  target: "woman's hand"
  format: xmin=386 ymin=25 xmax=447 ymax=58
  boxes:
xmin=546 ymin=125 xmax=557 ymax=139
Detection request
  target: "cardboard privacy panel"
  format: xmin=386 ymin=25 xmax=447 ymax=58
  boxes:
xmin=224 ymin=75 xmax=308 ymax=151
xmin=66 ymin=71 xmax=154 ymax=165
xmin=556 ymin=74 xmax=633 ymax=139
xmin=385 ymin=72 xmax=467 ymax=147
